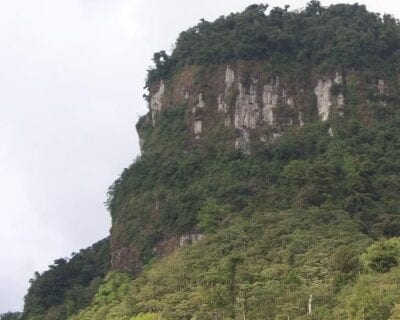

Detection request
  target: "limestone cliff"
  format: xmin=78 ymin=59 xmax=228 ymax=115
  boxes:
xmin=21 ymin=3 xmax=400 ymax=319
xmin=104 ymin=0 xmax=400 ymax=275
xmin=139 ymin=62 xmax=395 ymax=156
xmin=112 ymin=60 xmax=399 ymax=273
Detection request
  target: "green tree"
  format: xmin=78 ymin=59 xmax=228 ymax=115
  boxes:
xmin=0 ymin=312 xmax=22 ymax=320
xmin=197 ymin=198 xmax=230 ymax=233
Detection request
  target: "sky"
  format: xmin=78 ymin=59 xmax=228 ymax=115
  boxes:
xmin=0 ymin=0 xmax=399 ymax=313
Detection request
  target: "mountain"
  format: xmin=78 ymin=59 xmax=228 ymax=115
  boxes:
xmin=0 ymin=312 xmax=22 ymax=320
xmin=21 ymin=2 xmax=400 ymax=319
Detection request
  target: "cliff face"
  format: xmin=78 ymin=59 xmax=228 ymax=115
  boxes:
xmin=140 ymin=61 xmax=395 ymax=155
xmin=108 ymin=1 xmax=400 ymax=273
xmin=111 ymin=231 xmax=203 ymax=274
xmin=111 ymin=60 xmax=399 ymax=273
xmin=22 ymin=3 xmax=400 ymax=320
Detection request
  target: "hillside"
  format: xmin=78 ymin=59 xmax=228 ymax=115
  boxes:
xmin=21 ymin=2 xmax=400 ymax=320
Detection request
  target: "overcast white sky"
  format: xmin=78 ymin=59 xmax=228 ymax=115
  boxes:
xmin=0 ymin=0 xmax=399 ymax=313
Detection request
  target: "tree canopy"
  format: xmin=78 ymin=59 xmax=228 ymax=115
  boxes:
xmin=146 ymin=1 xmax=400 ymax=87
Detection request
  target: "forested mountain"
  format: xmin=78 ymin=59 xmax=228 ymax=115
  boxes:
xmin=0 ymin=312 xmax=22 ymax=320
xmin=21 ymin=2 xmax=400 ymax=319
xmin=22 ymin=239 xmax=110 ymax=320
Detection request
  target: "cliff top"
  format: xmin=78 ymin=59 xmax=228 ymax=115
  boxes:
xmin=145 ymin=1 xmax=400 ymax=91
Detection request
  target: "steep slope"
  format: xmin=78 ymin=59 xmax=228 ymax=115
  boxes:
xmin=71 ymin=113 xmax=400 ymax=320
xmin=22 ymin=2 xmax=400 ymax=320
xmin=109 ymin=1 xmax=400 ymax=275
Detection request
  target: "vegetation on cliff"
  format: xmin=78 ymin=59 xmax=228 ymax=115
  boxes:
xmin=109 ymin=110 xmax=400 ymax=264
xmin=22 ymin=238 xmax=110 ymax=320
xmin=0 ymin=312 xmax=22 ymax=320
xmin=146 ymin=1 xmax=400 ymax=88
xmin=21 ymin=2 xmax=400 ymax=319
xmin=79 ymin=113 xmax=400 ymax=319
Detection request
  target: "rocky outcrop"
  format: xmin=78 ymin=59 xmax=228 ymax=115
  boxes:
xmin=218 ymin=66 xmax=236 ymax=128
xmin=378 ymin=79 xmax=386 ymax=94
xmin=234 ymin=79 xmax=260 ymax=130
xmin=192 ymin=93 xmax=206 ymax=138
xmin=143 ymin=63 xmax=393 ymax=156
xmin=235 ymin=128 xmax=251 ymax=155
xmin=262 ymin=78 xmax=280 ymax=125
xmin=111 ymin=245 xmax=143 ymax=274
xmin=314 ymin=73 xmax=345 ymax=122
xmin=150 ymin=80 xmax=165 ymax=125
xmin=314 ymin=79 xmax=332 ymax=121
xmin=225 ymin=65 xmax=235 ymax=89
xmin=335 ymin=73 xmax=345 ymax=109
xmin=193 ymin=120 xmax=202 ymax=138
xmin=117 ymin=62 xmax=399 ymax=274
xmin=233 ymin=78 xmax=259 ymax=153
xmin=179 ymin=233 xmax=203 ymax=247
xmin=111 ymin=232 xmax=203 ymax=274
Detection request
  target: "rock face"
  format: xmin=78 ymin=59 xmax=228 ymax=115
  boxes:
xmin=193 ymin=120 xmax=202 ymax=138
xmin=313 ymin=73 xmax=346 ymax=121
xmin=234 ymin=79 xmax=260 ymax=154
xmin=314 ymin=79 xmax=332 ymax=121
xmin=179 ymin=233 xmax=203 ymax=247
xmin=192 ymin=93 xmax=206 ymax=138
xmin=118 ymin=61 xmax=395 ymax=273
xmin=143 ymin=61 xmax=386 ymax=156
xmin=234 ymin=79 xmax=259 ymax=130
xmin=262 ymin=78 xmax=280 ymax=125
xmin=378 ymin=79 xmax=386 ymax=94
xmin=111 ymin=245 xmax=143 ymax=274
xmin=150 ymin=80 xmax=165 ymax=125
xmin=111 ymin=232 xmax=203 ymax=273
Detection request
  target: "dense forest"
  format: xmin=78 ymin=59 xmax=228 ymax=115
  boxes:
xmin=146 ymin=1 xmax=400 ymax=88
xmin=19 ymin=2 xmax=400 ymax=319
xmin=22 ymin=239 xmax=110 ymax=320
xmin=0 ymin=313 xmax=22 ymax=320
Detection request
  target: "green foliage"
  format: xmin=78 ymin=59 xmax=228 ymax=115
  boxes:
xmin=68 ymin=272 xmax=132 ymax=320
xmin=197 ymin=198 xmax=230 ymax=233
xmin=361 ymin=238 xmax=400 ymax=273
xmin=23 ymin=238 xmax=110 ymax=320
xmin=23 ymin=2 xmax=400 ymax=319
xmin=334 ymin=268 xmax=400 ymax=320
xmin=23 ymin=105 xmax=400 ymax=318
xmin=52 ymin=109 xmax=400 ymax=319
xmin=66 ymin=208 xmax=371 ymax=319
xmin=146 ymin=2 xmax=400 ymax=88
xmin=0 ymin=312 xmax=22 ymax=320
xmin=131 ymin=313 xmax=159 ymax=320
xmin=95 ymin=105 xmax=400 ymax=318
xmin=108 ymin=102 xmax=400 ymax=269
